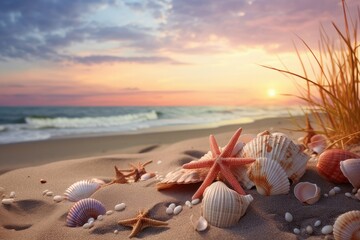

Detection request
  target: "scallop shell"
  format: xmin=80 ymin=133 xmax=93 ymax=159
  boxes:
xmin=293 ymin=182 xmax=321 ymax=204
xmin=241 ymin=135 xmax=309 ymax=184
xmin=340 ymin=159 xmax=360 ymax=188
xmin=66 ymin=198 xmax=106 ymax=227
xmin=201 ymin=181 xmax=253 ymax=228
xmin=64 ymin=180 xmax=101 ymax=202
xmin=307 ymin=134 xmax=327 ymax=154
xmin=248 ymin=157 xmax=290 ymax=195
xmin=317 ymin=149 xmax=360 ymax=183
xmin=333 ymin=210 xmax=360 ymax=240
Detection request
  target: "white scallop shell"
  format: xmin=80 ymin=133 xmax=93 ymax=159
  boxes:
xmin=201 ymin=181 xmax=253 ymax=228
xmin=64 ymin=180 xmax=101 ymax=202
xmin=248 ymin=157 xmax=290 ymax=195
xmin=241 ymin=135 xmax=309 ymax=184
xmin=340 ymin=159 xmax=360 ymax=189
xmin=333 ymin=210 xmax=360 ymax=240
xmin=66 ymin=198 xmax=106 ymax=227
xmin=293 ymin=182 xmax=321 ymax=204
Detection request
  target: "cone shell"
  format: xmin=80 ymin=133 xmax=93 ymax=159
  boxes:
xmin=333 ymin=210 xmax=360 ymax=240
xmin=66 ymin=198 xmax=106 ymax=227
xmin=308 ymin=134 xmax=327 ymax=154
xmin=248 ymin=157 xmax=290 ymax=195
xmin=201 ymin=181 xmax=253 ymax=228
xmin=317 ymin=149 xmax=359 ymax=183
xmin=340 ymin=159 xmax=360 ymax=188
xmin=293 ymin=182 xmax=321 ymax=204
xmin=241 ymin=135 xmax=309 ymax=184
xmin=64 ymin=180 xmax=101 ymax=202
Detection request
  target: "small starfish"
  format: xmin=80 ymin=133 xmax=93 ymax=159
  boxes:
xmin=182 ymin=128 xmax=256 ymax=200
xmin=119 ymin=160 xmax=153 ymax=182
xmin=118 ymin=209 xmax=168 ymax=238
xmin=103 ymin=166 xmax=135 ymax=187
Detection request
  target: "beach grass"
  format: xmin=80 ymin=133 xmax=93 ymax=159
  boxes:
xmin=263 ymin=0 xmax=360 ymax=148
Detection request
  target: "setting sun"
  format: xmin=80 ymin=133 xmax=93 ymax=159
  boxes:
xmin=267 ymin=88 xmax=277 ymax=98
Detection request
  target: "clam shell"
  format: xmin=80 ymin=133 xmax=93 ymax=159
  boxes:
xmin=308 ymin=134 xmax=327 ymax=154
xmin=66 ymin=198 xmax=106 ymax=227
xmin=64 ymin=180 xmax=101 ymax=202
xmin=317 ymin=149 xmax=359 ymax=183
xmin=340 ymin=159 xmax=360 ymax=188
xmin=241 ymin=135 xmax=309 ymax=183
xmin=248 ymin=157 xmax=290 ymax=195
xmin=190 ymin=215 xmax=208 ymax=232
xmin=293 ymin=182 xmax=321 ymax=204
xmin=201 ymin=181 xmax=253 ymax=228
xmin=333 ymin=210 xmax=360 ymax=240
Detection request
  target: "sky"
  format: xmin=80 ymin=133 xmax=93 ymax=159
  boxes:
xmin=0 ymin=0 xmax=358 ymax=106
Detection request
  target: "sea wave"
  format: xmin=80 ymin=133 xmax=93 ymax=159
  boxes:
xmin=25 ymin=111 xmax=158 ymax=129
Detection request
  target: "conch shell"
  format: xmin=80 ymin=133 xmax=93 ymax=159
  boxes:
xmin=201 ymin=181 xmax=253 ymax=228
xmin=333 ymin=210 xmax=360 ymax=240
xmin=293 ymin=182 xmax=321 ymax=204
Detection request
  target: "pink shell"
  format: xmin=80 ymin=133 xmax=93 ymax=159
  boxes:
xmin=307 ymin=134 xmax=327 ymax=154
xmin=317 ymin=149 xmax=359 ymax=183
xmin=340 ymin=159 xmax=360 ymax=188
xmin=66 ymin=198 xmax=106 ymax=227
xmin=293 ymin=182 xmax=321 ymax=204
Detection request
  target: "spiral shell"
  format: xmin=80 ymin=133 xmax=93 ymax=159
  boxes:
xmin=64 ymin=180 xmax=101 ymax=202
xmin=248 ymin=157 xmax=290 ymax=195
xmin=293 ymin=182 xmax=321 ymax=204
xmin=333 ymin=210 xmax=360 ymax=240
xmin=66 ymin=198 xmax=106 ymax=227
xmin=317 ymin=149 xmax=359 ymax=183
xmin=241 ymin=134 xmax=309 ymax=184
xmin=340 ymin=159 xmax=360 ymax=189
xmin=201 ymin=181 xmax=253 ymax=228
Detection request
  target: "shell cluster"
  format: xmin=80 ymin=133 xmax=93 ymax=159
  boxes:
xmin=66 ymin=198 xmax=106 ymax=227
xmin=333 ymin=210 xmax=360 ymax=240
xmin=64 ymin=180 xmax=101 ymax=202
xmin=201 ymin=181 xmax=253 ymax=228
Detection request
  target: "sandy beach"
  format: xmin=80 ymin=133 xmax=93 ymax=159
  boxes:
xmin=0 ymin=116 xmax=359 ymax=240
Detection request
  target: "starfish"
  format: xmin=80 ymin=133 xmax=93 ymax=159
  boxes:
xmin=182 ymin=128 xmax=256 ymax=200
xmin=103 ymin=166 xmax=135 ymax=187
xmin=118 ymin=209 xmax=168 ymax=238
xmin=119 ymin=160 xmax=153 ymax=182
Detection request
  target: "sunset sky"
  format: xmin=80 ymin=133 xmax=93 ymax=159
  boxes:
xmin=0 ymin=0 xmax=358 ymax=106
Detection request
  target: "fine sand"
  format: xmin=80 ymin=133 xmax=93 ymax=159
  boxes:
xmin=0 ymin=117 xmax=359 ymax=240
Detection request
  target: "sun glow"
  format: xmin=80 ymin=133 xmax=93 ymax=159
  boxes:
xmin=267 ymin=88 xmax=277 ymax=98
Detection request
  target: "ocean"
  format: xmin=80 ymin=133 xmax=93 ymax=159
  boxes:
xmin=0 ymin=106 xmax=303 ymax=144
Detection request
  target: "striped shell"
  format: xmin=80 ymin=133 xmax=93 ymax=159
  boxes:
xmin=64 ymin=180 xmax=101 ymax=202
xmin=333 ymin=210 xmax=360 ymax=240
xmin=293 ymin=182 xmax=321 ymax=205
xmin=317 ymin=149 xmax=359 ymax=183
xmin=66 ymin=198 xmax=106 ymax=227
xmin=241 ymin=134 xmax=309 ymax=184
xmin=248 ymin=157 xmax=290 ymax=195
xmin=340 ymin=159 xmax=360 ymax=188
xmin=201 ymin=181 xmax=253 ymax=228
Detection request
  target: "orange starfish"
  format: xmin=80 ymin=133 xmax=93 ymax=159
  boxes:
xmin=103 ymin=166 xmax=135 ymax=187
xmin=182 ymin=128 xmax=256 ymax=200
xmin=118 ymin=209 xmax=168 ymax=238
xmin=119 ymin=160 xmax=153 ymax=182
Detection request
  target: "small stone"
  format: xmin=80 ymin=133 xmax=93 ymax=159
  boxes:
xmin=306 ymin=225 xmax=313 ymax=234
xmin=328 ymin=189 xmax=336 ymax=196
xmin=352 ymin=188 xmax=358 ymax=194
xmin=82 ymin=222 xmax=92 ymax=229
xmin=285 ymin=212 xmax=293 ymax=222
xmin=114 ymin=230 xmax=119 ymax=234
xmin=314 ymin=220 xmax=321 ymax=227
xmin=293 ymin=228 xmax=300 ymax=234
xmin=115 ymin=203 xmax=126 ymax=211
xmin=345 ymin=192 xmax=352 ymax=198
xmin=45 ymin=191 xmax=53 ymax=197
xmin=324 ymin=193 xmax=329 ymax=197
xmin=42 ymin=189 xmax=49 ymax=196
xmin=53 ymin=195 xmax=63 ymax=203
xmin=40 ymin=179 xmax=47 ymax=184
xmin=97 ymin=215 xmax=104 ymax=221
xmin=166 ymin=207 xmax=173 ymax=215
xmin=2 ymin=198 xmax=13 ymax=205
xmin=157 ymin=160 xmax=162 ymax=164
xmin=333 ymin=186 xmax=341 ymax=193
xmin=185 ymin=200 xmax=192 ymax=208
xmin=173 ymin=205 xmax=183 ymax=215
xmin=106 ymin=210 xmax=114 ymax=215
xmin=9 ymin=191 xmax=15 ymax=198
xmin=140 ymin=173 xmax=155 ymax=181
xmin=88 ymin=217 xmax=95 ymax=223
xmin=191 ymin=198 xmax=200 ymax=205
xmin=169 ymin=203 xmax=176 ymax=209
xmin=321 ymin=225 xmax=333 ymax=235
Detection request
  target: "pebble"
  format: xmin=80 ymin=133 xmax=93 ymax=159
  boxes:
xmin=293 ymin=228 xmax=300 ymax=234
xmin=40 ymin=179 xmax=47 ymax=184
xmin=168 ymin=203 xmax=176 ymax=209
xmin=328 ymin=189 xmax=336 ymax=196
xmin=166 ymin=207 xmax=173 ymax=215
xmin=88 ymin=218 xmax=95 ymax=223
xmin=321 ymin=225 xmax=333 ymax=234
xmin=9 ymin=191 xmax=16 ymax=198
xmin=285 ymin=212 xmax=293 ymax=222
xmin=185 ymin=200 xmax=192 ymax=208
xmin=191 ymin=199 xmax=200 ymax=205
xmin=306 ymin=225 xmax=313 ymax=234
xmin=46 ymin=191 xmax=54 ymax=197
xmin=53 ymin=195 xmax=63 ymax=203
xmin=314 ymin=220 xmax=321 ymax=227
xmin=82 ymin=222 xmax=93 ymax=229
xmin=352 ymin=188 xmax=358 ymax=194
xmin=140 ymin=173 xmax=155 ymax=181
xmin=2 ymin=198 xmax=14 ymax=205
xmin=324 ymin=193 xmax=329 ymax=197
xmin=333 ymin=186 xmax=341 ymax=193
xmin=97 ymin=215 xmax=104 ymax=221
xmin=157 ymin=160 xmax=162 ymax=164
xmin=42 ymin=190 xmax=49 ymax=196
xmin=115 ymin=203 xmax=126 ymax=211
xmin=345 ymin=192 xmax=352 ymax=198
xmin=114 ymin=230 xmax=119 ymax=234
xmin=106 ymin=210 xmax=114 ymax=215
xmin=173 ymin=205 xmax=183 ymax=215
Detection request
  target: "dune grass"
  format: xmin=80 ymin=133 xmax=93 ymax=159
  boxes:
xmin=263 ymin=0 xmax=360 ymax=149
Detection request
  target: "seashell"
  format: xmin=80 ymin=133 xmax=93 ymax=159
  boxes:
xmin=201 ymin=181 xmax=253 ymax=228
xmin=64 ymin=180 xmax=101 ymax=202
xmin=173 ymin=205 xmax=183 ymax=215
xmin=333 ymin=210 xmax=360 ymax=240
xmin=114 ymin=203 xmax=126 ymax=211
xmin=190 ymin=215 xmax=208 ymax=232
xmin=294 ymin=182 xmax=321 ymax=204
xmin=321 ymin=225 xmax=333 ymax=234
xmin=308 ymin=134 xmax=327 ymax=154
xmin=241 ymin=134 xmax=309 ymax=184
xmin=340 ymin=158 xmax=360 ymax=188
xmin=248 ymin=158 xmax=290 ymax=195
xmin=66 ymin=198 xmax=106 ymax=227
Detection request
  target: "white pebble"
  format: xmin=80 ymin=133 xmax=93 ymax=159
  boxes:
xmin=141 ymin=173 xmax=154 ymax=181
xmin=157 ymin=160 xmax=162 ymax=164
xmin=285 ymin=212 xmax=293 ymax=222
xmin=333 ymin=186 xmax=341 ymax=193
xmin=53 ymin=195 xmax=63 ymax=203
xmin=2 ymin=198 xmax=14 ymax=205
xmin=324 ymin=193 xmax=329 ymax=197
xmin=329 ymin=189 xmax=336 ymax=196
xmin=345 ymin=192 xmax=352 ymax=198
xmin=115 ymin=203 xmax=126 ymax=211
xmin=306 ymin=225 xmax=313 ymax=234
xmin=173 ymin=205 xmax=183 ymax=215
xmin=352 ymin=188 xmax=358 ymax=194
xmin=114 ymin=230 xmax=119 ymax=234
xmin=88 ymin=217 xmax=95 ymax=223
xmin=97 ymin=215 xmax=104 ymax=221
xmin=185 ymin=200 xmax=192 ymax=208
xmin=321 ymin=225 xmax=333 ymax=234
xmin=42 ymin=189 xmax=49 ymax=196
xmin=83 ymin=222 xmax=93 ymax=229
xmin=293 ymin=228 xmax=300 ymax=234
xmin=9 ymin=191 xmax=16 ymax=198
xmin=106 ymin=210 xmax=114 ymax=215
xmin=191 ymin=198 xmax=200 ymax=205
xmin=45 ymin=191 xmax=53 ymax=197
xmin=166 ymin=207 xmax=173 ymax=215
xmin=314 ymin=220 xmax=321 ymax=227
xmin=169 ymin=203 xmax=176 ymax=209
